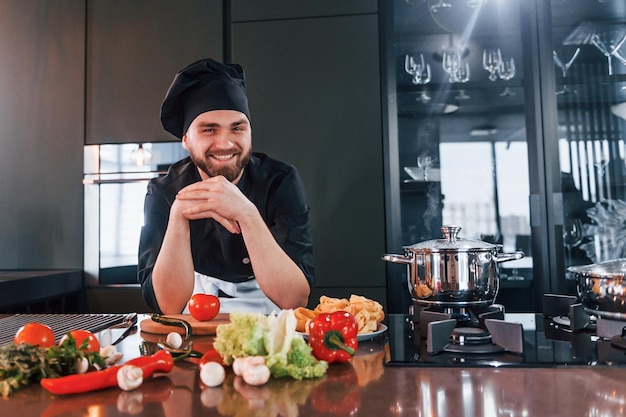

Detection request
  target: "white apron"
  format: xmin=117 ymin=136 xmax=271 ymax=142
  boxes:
xmin=182 ymin=272 xmax=280 ymax=314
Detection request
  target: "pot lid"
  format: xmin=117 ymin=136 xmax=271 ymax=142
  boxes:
xmin=406 ymin=225 xmax=499 ymax=252
xmin=567 ymin=258 xmax=626 ymax=278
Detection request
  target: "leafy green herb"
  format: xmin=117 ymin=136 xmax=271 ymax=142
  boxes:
xmin=0 ymin=334 xmax=105 ymax=397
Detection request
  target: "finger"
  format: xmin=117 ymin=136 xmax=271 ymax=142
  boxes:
xmin=183 ymin=209 xmax=240 ymax=234
xmin=220 ymin=218 xmax=241 ymax=234
xmin=177 ymin=180 xmax=216 ymax=196
xmin=176 ymin=190 xmax=212 ymax=200
xmin=177 ymin=181 xmax=232 ymax=200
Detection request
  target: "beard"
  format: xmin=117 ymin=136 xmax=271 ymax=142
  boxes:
xmin=189 ymin=147 xmax=251 ymax=182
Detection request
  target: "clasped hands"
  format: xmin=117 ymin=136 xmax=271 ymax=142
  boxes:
xmin=174 ymin=176 xmax=255 ymax=234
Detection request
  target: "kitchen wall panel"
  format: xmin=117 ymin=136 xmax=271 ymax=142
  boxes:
xmin=0 ymin=0 xmax=85 ymax=270
xmin=231 ymin=0 xmax=377 ymax=22
xmin=85 ymin=0 xmax=223 ymax=145
xmin=231 ymin=11 xmax=387 ymax=309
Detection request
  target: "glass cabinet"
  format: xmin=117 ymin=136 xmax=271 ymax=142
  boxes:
xmin=551 ymin=1 xmax=626 ymax=266
xmin=381 ymin=0 xmax=626 ymax=314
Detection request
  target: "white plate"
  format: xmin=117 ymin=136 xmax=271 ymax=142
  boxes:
xmin=297 ymin=323 xmax=387 ymax=342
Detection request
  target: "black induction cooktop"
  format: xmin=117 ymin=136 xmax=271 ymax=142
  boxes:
xmin=384 ymin=312 xmax=626 ymax=368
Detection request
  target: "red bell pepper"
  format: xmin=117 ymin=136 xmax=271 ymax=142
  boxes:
xmin=40 ymin=350 xmax=174 ymax=395
xmin=308 ymin=311 xmax=358 ymax=363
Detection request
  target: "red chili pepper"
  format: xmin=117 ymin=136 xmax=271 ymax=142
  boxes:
xmin=40 ymin=350 xmax=174 ymax=395
xmin=308 ymin=311 xmax=358 ymax=363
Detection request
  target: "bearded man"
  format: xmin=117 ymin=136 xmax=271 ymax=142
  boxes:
xmin=137 ymin=58 xmax=314 ymax=314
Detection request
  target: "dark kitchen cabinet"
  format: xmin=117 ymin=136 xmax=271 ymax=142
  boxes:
xmin=85 ymin=0 xmax=223 ymax=144
xmin=230 ymin=0 xmax=377 ymax=21
xmin=230 ymin=5 xmax=386 ymax=309
xmin=381 ymin=0 xmax=626 ymax=314
xmin=0 ymin=0 xmax=85 ymax=271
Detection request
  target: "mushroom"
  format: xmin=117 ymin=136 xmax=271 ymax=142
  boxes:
xmin=199 ymin=361 xmax=226 ymax=387
xmin=100 ymin=345 xmax=124 ymax=367
xmin=75 ymin=357 xmax=89 ymax=374
xmin=165 ymin=332 xmax=183 ymax=349
xmin=117 ymin=365 xmax=144 ymax=391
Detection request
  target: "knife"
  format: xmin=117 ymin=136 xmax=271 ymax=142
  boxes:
xmin=111 ymin=313 xmax=138 ymax=345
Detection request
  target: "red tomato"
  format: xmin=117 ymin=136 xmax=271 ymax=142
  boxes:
xmin=14 ymin=322 xmax=55 ymax=347
xmin=188 ymin=294 xmax=220 ymax=322
xmin=59 ymin=329 xmax=100 ymax=353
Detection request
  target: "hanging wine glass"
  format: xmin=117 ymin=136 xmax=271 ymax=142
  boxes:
xmin=406 ymin=54 xmax=430 ymax=84
xmin=498 ymin=57 xmax=516 ymax=96
xmin=456 ymin=60 xmax=470 ymax=83
xmin=442 ymin=50 xmax=461 ymax=82
xmin=454 ymin=60 xmax=471 ymax=100
xmin=405 ymin=54 xmax=419 ymax=83
xmin=430 ymin=0 xmax=452 ymax=13
xmin=415 ymin=61 xmax=432 ymax=103
xmin=563 ymin=218 xmax=584 ymax=267
xmin=483 ymin=48 xmax=502 ymax=81
xmin=591 ymin=30 xmax=626 ymax=76
xmin=417 ymin=154 xmax=433 ymax=181
xmin=405 ymin=54 xmax=432 ymax=103
xmin=553 ymin=47 xmax=580 ymax=95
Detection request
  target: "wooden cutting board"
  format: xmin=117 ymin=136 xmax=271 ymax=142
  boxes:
xmin=139 ymin=313 xmax=230 ymax=336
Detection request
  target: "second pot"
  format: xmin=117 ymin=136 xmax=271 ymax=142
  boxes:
xmin=568 ymin=258 xmax=626 ymax=320
xmin=383 ymin=225 xmax=524 ymax=307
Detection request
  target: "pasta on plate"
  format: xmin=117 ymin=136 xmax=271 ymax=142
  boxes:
xmin=295 ymin=294 xmax=385 ymax=335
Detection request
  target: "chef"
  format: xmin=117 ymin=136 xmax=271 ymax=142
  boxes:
xmin=137 ymin=58 xmax=314 ymax=314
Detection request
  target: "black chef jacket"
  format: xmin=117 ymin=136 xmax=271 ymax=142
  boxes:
xmin=137 ymin=153 xmax=315 ymax=313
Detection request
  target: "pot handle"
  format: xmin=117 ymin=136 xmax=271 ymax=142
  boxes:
xmin=494 ymin=251 xmax=525 ymax=263
xmin=382 ymin=254 xmax=413 ymax=265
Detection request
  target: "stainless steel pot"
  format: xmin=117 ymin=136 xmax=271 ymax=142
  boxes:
xmin=568 ymin=258 xmax=626 ymax=320
xmin=383 ymin=225 xmax=524 ymax=307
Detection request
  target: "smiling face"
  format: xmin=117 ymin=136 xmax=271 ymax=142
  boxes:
xmin=182 ymin=109 xmax=252 ymax=183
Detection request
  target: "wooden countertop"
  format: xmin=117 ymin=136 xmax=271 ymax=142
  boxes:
xmin=4 ymin=315 xmax=626 ymax=416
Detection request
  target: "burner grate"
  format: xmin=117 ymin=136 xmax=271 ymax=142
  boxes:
xmin=0 ymin=314 xmax=129 ymax=346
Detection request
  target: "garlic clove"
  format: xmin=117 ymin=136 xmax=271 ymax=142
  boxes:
xmin=242 ymin=363 xmax=271 ymax=386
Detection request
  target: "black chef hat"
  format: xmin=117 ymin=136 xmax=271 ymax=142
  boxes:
xmin=160 ymin=58 xmax=250 ymax=139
